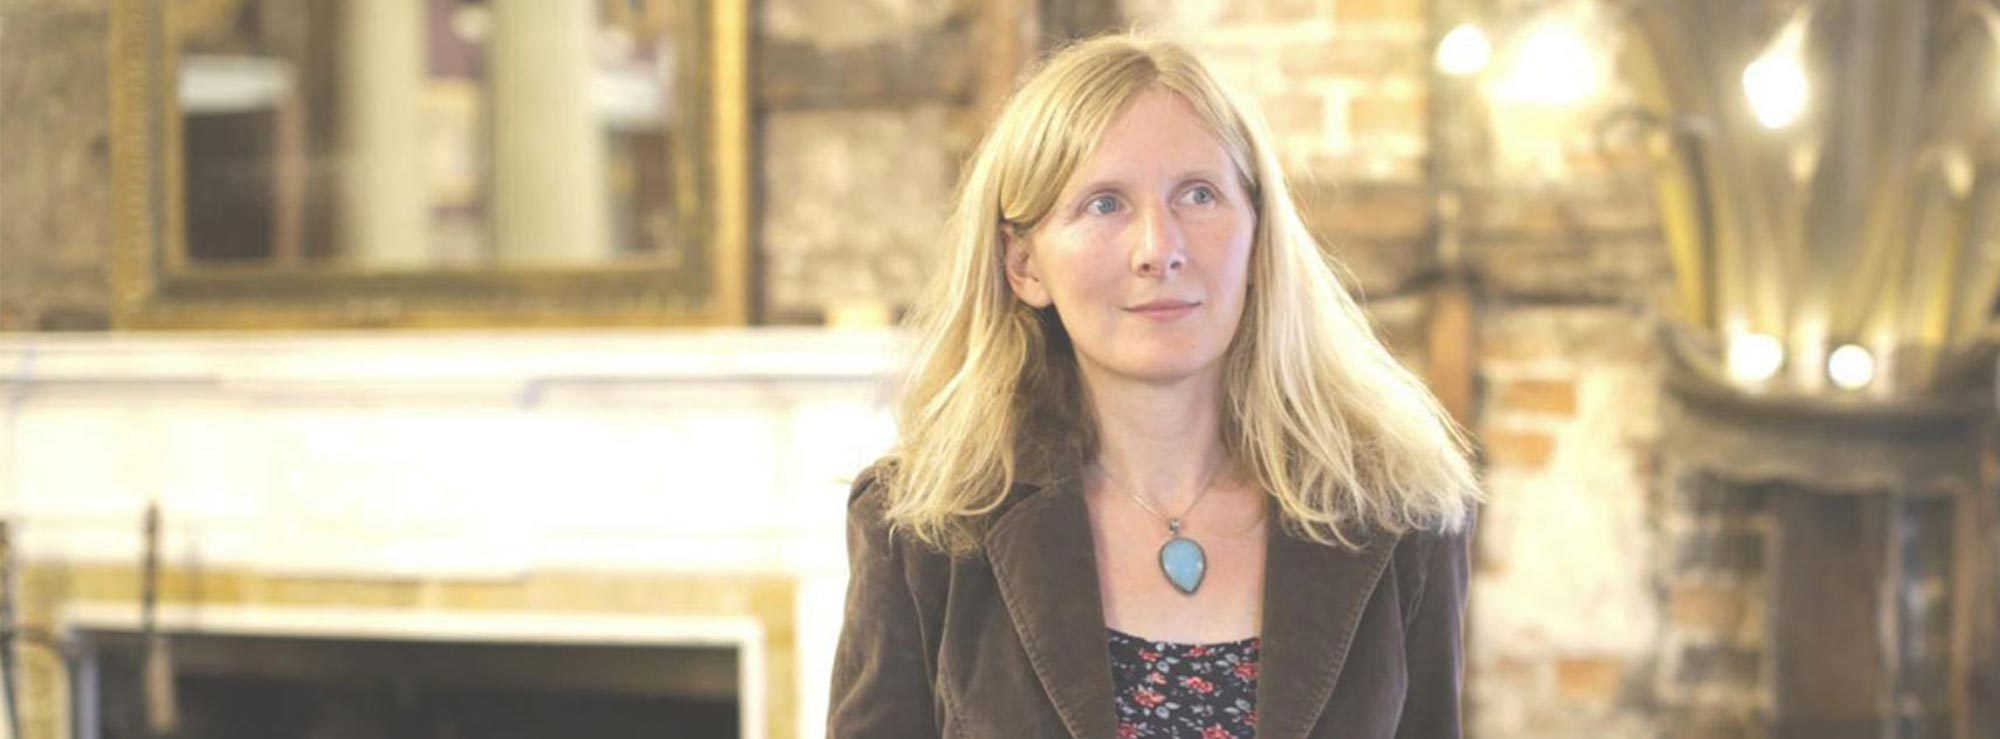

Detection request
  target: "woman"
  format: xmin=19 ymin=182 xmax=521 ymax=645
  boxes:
xmin=829 ymin=32 xmax=1483 ymax=739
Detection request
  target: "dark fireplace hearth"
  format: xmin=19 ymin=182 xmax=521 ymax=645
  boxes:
xmin=68 ymin=623 xmax=742 ymax=739
xmin=1657 ymin=332 xmax=1999 ymax=739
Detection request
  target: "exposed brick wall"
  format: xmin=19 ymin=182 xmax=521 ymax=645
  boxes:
xmin=1471 ymin=305 xmax=1665 ymax=738
xmin=0 ymin=3 xmax=113 ymax=331
xmin=1655 ymin=467 xmax=1771 ymax=736
xmin=1115 ymin=0 xmax=1440 ymax=363
xmin=1122 ymin=0 xmax=1429 ymax=180
xmin=755 ymin=0 xmax=978 ymax=323
xmin=1109 ymin=3 xmax=1682 ymax=735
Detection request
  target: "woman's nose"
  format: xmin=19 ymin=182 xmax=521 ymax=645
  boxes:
xmin=1131 ymin=205 xmax=1187 ymax=277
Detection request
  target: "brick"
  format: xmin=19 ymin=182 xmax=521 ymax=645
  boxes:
xmin=1563 ymin=139 xmax=1658 ymax=177
xmin=1481 ymin=428 xmax=1555 ymax=469
xmin=763 ymin=106 xmax=955 ymax=317
xmin=763 ymin=0 xmax=958 ymax=46
xmin=1554 ymin=656 xmax=1626 ymax=705
xmin=1675 ymin=644 xmax=1761 ymax=687
xmin=1478 ymin=305 xmax=1659 ymax=365
xmin=1496 ymin=378 xmax=1578 ymax=416
xmin=1260 ymin=93 xmax=1327 ymax=145
xmin=1277 ymin=38 xmax=1423 ymax=80
xmin=1673 ymin=530 xmax=1765 ymax=573
xmin=1664 ymin=713 xmax=1759 ymax=739
xmin=1669 ymin=469 xmax=1772 ymax=518
xmin=1669 ymin=583 xmax=1754 ymax=634
xmin=1469 ymin=199 xmax=1572 ymax=236
xmin=1331 ymin=242 xmax=1430 ymax=300
xmin=1477 ymin=329 xmax=1549 ymax=364
xmin=1470 ymin=232 xmax=1673 ymax=303
xmin=1464 ymin=190 xmax=1659 ymax=238
xmin=758 ymin=29 xmax=974 ymax=108
xmin=1335 ymin=0 xmax=1424 ymax=26
xmin=1348 ymin=92 xmax=1426 ymax=140
xmin=1221 ymin=0 xmax=1324 ymax=24
xmin=1303 ymin=151 xmax=1426 ymax=181
xmin=1473 ymin=549 xmax=1506 ymax=576
xmin=0 ymin=9 xmax=112 ymax=332
xmin=1295 ymin=182 xmax=1431 ymax=243
xmin=1304 ymin=217 xmax=1432 ymax=299
xmin=1489 ymin=654 xmax=1541 ymax=681
xmin=34 ymin=304 xmax=111 ymax=330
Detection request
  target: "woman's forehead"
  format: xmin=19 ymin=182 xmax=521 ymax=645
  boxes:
xmin=1059 ymin=89 xmax=1239 ymax=193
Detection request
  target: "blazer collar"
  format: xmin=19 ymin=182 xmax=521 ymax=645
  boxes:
xmin=982 ymin=474 xmax=1399 ymax=739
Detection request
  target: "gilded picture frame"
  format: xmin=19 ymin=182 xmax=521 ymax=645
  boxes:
xmin=108 ymin=0 xmax=750 ymax=329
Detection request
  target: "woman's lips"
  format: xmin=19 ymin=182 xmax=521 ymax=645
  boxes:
xmin=1126 ymin=301 xmax=1200 ymax=320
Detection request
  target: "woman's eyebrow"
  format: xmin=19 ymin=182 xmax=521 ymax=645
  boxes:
xmin=1066 ymin=178 xmax=1128 ymax=197
xmin=1172 ymin=168 xmax=1226 ymax=183
xmin=1066 ymin=169 xmax=1227 ymax=199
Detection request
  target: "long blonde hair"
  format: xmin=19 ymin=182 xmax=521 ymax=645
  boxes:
xmin=879 ymin=32 xmax=1483 ymax=555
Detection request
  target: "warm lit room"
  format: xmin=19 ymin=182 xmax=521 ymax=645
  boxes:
xmin=1 ymin=1 xmax=1996 ymax=738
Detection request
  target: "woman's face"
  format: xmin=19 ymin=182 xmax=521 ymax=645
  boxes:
xmin=1004 ymin=88 xmax=1256 ymax=386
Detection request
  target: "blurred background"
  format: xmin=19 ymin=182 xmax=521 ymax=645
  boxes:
xmin=2 ymin=0 xmax=1998 ymax=738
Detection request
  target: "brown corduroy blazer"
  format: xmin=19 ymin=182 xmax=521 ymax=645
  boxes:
xmin=826 ymin=460 xmax=1474 ymax=739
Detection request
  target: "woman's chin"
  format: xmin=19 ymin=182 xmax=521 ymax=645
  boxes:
xmin=1099 ymin=354 xmax=1226 ymax=386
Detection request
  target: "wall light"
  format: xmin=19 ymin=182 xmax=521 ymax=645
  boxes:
xmin=1827 ymin=343 xmax=1875 ymax=389
xmin=1726 ymin=332 xmax=1785 ymax=384
xmin=1492 ymin=16 xmax=1601 ymax=105
xmin=1742 ymin=54 xmax=1807 ymax=129
xmin=1743 ymin=19 xmax=1808 ymax=129
xmin=1436 ymin=23 xmax=1493 ymax=77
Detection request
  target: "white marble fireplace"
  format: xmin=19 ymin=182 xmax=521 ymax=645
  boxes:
xmin=0 ymin=328 xmax=901 ymax=739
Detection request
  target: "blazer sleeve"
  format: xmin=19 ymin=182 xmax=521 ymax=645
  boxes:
xmin=1395 ymin=511 xmax=1475 ymax=739
xmin=826 ymin=463 xmax=940 ymax=738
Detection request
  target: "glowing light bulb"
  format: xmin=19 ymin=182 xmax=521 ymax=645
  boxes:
xmin=1494 ymin=19 xmax=1600 ymax=105
xmin=1827 ymin=344 xmax=1875 ymax=389
xmin=1743 ymin=53 xmax=1808 ymax=129
xmin=1743 ymin=18 xmax=1809 ymax=129
xmin=1727 ymin=333 xmax=1785 ymax=384
xmin=1436 ymin=24 xmax=1493 ymax=77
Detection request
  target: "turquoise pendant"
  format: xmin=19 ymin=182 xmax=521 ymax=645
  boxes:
xmin=1159 ymin=519 xmax=1206 ymax=595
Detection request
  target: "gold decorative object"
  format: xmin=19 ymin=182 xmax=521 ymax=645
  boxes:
xmin=1626 ymin=0 xmax=2000 ymax=399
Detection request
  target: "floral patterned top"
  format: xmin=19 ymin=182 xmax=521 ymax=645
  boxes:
xmin=1107 ymin=627 xmax=1261 ymax=739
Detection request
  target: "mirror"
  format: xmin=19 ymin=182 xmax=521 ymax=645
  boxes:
xmin=110 ymin=0 xmax=748 ymax=328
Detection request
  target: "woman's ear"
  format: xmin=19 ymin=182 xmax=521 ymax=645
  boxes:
xmin=1001 ymin=230 xmax=1053 ymax=309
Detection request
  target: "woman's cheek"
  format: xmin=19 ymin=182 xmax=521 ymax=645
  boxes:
xmin=1080 ymin=217 xmax=1128 ymax=248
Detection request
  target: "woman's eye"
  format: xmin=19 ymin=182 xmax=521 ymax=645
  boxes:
xmin=1085 ymin=195 xmax=1120 ymax=216
xmin=1185 ymin=186 xmax=1217 ymax=205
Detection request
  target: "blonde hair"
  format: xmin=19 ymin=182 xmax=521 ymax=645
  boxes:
xmin=878 ymin=32 xmax=1483 ymax=555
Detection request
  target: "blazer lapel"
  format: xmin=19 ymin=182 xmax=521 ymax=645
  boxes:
xmin=983 ymin=475 xmax=1120 ymax=739
xmin=983 ymin=472 xmax=1402 ymax=739
xmin=1254 ymin=522 xmax=1401 ymax=739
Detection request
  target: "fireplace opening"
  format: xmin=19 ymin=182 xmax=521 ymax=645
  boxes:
xmin=66 ymin=616 xmax=747 ymax=739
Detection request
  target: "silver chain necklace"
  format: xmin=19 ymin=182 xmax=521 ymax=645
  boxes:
xmin=1097 ymin=463 xmax=1227 ymax=595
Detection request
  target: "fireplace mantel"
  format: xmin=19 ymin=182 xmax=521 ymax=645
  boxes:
xmin=0 ymin=328 xmax=899 ymax=574
xmin=0 ymin=328 xmax=901 ymax=739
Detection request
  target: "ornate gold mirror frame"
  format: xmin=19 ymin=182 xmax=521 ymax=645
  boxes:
xmin=108 ymin=0 xmax=749 ymax=329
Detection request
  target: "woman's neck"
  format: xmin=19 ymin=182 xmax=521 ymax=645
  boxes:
xmin=1078 ymin=362 xmax=1233 ymax=511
